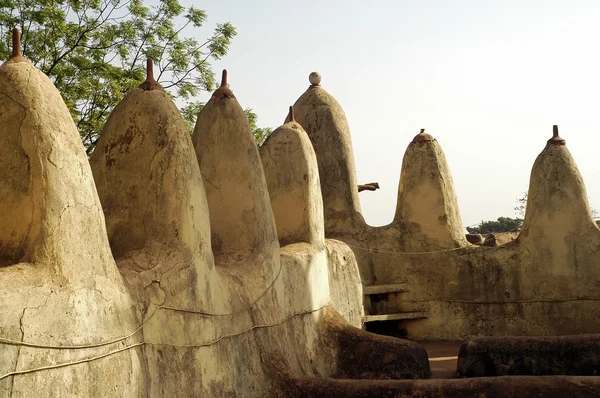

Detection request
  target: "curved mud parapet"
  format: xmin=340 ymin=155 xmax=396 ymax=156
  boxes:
xmin=260 ymin=106 xmax=325 ymax=247
xmin=324 ymin=310 xmax=430 ymax=380
xmin=0 ymin=29 xmax=141 ymax=396
xmin=293 ymin=73 xmax=364 ymax=235
xmin=393 ymin=129 xmax=469 ymax=250
xmin=193 ymin=70 xmax=279 ymax=267
xmin=457 ymin=335 xmax=600 ymax=377
xmin=519 ymin=125 xmax=600 ymax=274
xmin=279 ymin=375 xmax=600 ymax=397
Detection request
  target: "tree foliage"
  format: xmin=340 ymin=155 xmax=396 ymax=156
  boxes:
xmin=245 ymin=107 xmax=273 ymax=146
xmin=182 ymin=102 xmax=272 ymax=145
xmin=0 ymin=0 xmax=236 ymax=153
xmin=466 ymin=217 xmax=523 ymax=234
xmin=514 ymin=192 xmax=528 ymax=218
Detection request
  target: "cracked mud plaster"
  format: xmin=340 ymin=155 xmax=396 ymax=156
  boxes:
xmin=10 ymin=57 xmax=600 ymax=397
xmin=0 ymin=59 xmax=140 ymax=396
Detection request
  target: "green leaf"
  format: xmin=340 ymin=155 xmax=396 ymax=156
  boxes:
xmin=0 ymin=0 xmax=239 ymax=154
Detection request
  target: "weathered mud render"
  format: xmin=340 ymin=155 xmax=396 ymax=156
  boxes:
xmin=1 ymin=28 xmax=600 ymax=396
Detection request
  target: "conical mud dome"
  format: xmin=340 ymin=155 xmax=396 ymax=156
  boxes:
xmin=193 ymin=70 xmax=278 ymax=265
xmin=520 ymin=126 xmax=599 ymax=272
xmin=0 ymin=28 xmax=32 ymax=265
xmin=293 ymin=72 xmax=364 ymax=235
xmin=260 ymin=106 xmax=325 ymax=246
xmin=90 ymin=59 xmax=212 ymax=260
xmin=0 ymin=28 xmax=120 ymax=277
xmin=393 ymin=129 xmax=468 ymax=250
xmin=0 ymin=29 xmax=140 ymax=396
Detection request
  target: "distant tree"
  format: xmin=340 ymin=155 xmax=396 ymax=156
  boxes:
xmin=469 ymin=191 xmax=600 ymax=235
xmin=514 ymin=192 xmax=528 ymax=218
xmin=0 ymin=0 xmax=236 ymax=154
xmin=466 ymin=217 xmax=523 ymax=234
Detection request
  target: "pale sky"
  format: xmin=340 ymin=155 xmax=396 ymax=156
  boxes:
xmin=183 ymin=0 xmax=600 ymax=227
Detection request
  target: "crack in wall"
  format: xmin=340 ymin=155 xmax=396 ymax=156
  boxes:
xmin=10 ymin=289 xmax=53 ymax=397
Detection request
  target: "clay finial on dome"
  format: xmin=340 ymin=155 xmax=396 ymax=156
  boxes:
xmin=138 ymin=59 xmax=163 ymax=91
xmin=287 ymin=105 xmax=295 ymax=123
xmin=212 ymin=69 xmax=235 ymax=99
xmin=548 ymin=125 xmax=566 ymax=146
xmin=5 ymin=27 xmax=30 ymax=65
xmin=412 ymin=128 xmax=434 ymax=143
xmin=309 ymin=72 xmax=321 ymax=88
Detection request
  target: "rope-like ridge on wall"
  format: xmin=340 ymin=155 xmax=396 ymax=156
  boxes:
xmin=0 ymin=343 xmax=146 ymax=381
xmin=0 ymin=307 xmax=160 ymax=350
xmin=0 ymin=255 xmax=285 ymax=350
xmin=160 ymin=253 xmax=284 ymax=317
xmin=145 ymin=302 xmax=331 ymax=348
xmin=343 ymin=242 xmax=470 ymax=255
xmin=0 ymin=303 xmax=331 ymax=381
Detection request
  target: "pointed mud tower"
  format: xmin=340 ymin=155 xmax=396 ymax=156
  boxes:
xmin=0 ymin=27 xmax=131 ymax=278
xmin=193 ymin=70 xmax=278 ymax=266
xmin=0 ymin=28 xmax=140 ymax=396
xmin=393 ymin=129 xmax=468 ymax=250
xmin=91 ymin=60 xmax=244 ymax=396
xmin=0 ymin=29 xmax=33 ymax=265
xmin=519 ymin=125 xmax=599 ymax=274
xmin=293 ymin=72 xmax=364 ymax=235
xmin=260 ymin=106 xmax=325 ymax=247
xmin=90 ymin=59 xmax=212 ymax=262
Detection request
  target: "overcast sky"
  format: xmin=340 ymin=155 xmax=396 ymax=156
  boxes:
xmin=183 ymin=0 xmax=600 ymax=227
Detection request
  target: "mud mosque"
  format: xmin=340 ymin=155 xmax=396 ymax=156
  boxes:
xmin=1 ymin=28 xmax=600 ymax=396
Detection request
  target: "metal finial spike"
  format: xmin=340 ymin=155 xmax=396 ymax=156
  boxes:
xmin=5 ymin=27 xmax=30 ymax=64
xmin=548 ymin=124 xmax=566 ymax=146
xmin=288 ymin=106 xmax=295 ymax=123
xmin=138 ymin=59 xmax=163 ymax=91
xmin=212 ymin=69 xmax=234 ymax=99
